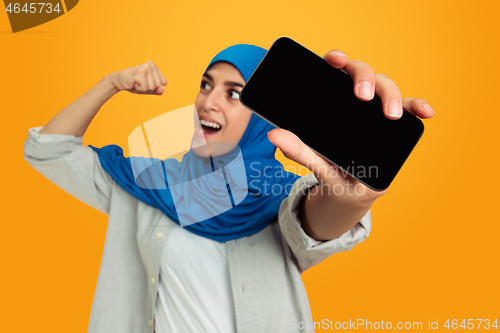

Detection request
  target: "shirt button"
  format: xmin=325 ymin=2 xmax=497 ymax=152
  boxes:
xmin=148 ymin=319 xmax=153 ymax=326
xmin=156 ymin=232 xmax=163 ymax=239
xmin=151 ymin=277 xmax=156 ymax=284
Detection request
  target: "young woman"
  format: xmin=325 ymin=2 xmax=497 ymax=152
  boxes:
xmin=24 ymin=43 xmax=434 ymax=333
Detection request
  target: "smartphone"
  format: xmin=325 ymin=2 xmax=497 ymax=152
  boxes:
xmin=239 ymin=36 xmax=425 ymax=192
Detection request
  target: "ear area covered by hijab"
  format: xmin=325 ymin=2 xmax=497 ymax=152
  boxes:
xmin=89 ymin=44 xmax=301 ymax=242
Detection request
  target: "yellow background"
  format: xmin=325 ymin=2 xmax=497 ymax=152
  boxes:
xmin=1 ymin=0 xmax=499 ymax=331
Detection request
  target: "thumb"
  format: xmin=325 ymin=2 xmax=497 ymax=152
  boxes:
xmin=155 ymin=85 xmax=165 ymax=95
xmin=267 ymin=128 xmax=304 ymax=161
xmin=267 ymin=128 xmax=333 ymax=179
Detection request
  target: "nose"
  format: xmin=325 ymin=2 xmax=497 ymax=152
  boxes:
xmin=203 ymin=87 xmax=225 ymax=112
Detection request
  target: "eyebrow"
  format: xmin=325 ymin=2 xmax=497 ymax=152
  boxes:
xmin=202 ymin=73 xmax=244 ymax=88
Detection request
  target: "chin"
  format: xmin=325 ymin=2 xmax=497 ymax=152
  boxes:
xmin=191 ymin=139 xmax=239 ymax=159
xmin=191 ymin=145 xmax=212 ymax=158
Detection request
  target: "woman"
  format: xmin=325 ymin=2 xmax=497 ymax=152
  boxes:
xmin=24 ymin=43 xmax=434 ymax=333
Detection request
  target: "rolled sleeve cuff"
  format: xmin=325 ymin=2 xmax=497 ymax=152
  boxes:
xmin=280 ymin=173 xmax=372 ymax=255
xmin=24 ymin=126 xmax=84 ymax=161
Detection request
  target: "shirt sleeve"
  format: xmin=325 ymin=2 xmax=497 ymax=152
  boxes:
xmin=23 ymin=126 xmax=114 ymax=215
xmin=278 ymin=173 xmax=372 ymax=273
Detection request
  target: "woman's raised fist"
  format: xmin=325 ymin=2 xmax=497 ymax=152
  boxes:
xmin=108 ymin=61 xmax=167 ymax=95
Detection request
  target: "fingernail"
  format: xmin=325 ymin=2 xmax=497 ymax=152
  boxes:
xmin=358 ymin=82 xmax=373 ymax=99
xmin=267 ymin=131 xmax=274 ymax=144
xmin=388 ymin=100 xmax=402 ymax=118
xmin=422 ymin=102 xmax=435 ymax=115
xmin=330 ymin=50 xmax=348 ymax=59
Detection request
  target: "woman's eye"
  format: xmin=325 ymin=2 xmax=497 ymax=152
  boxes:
xmin=230 ymin=90 xmax=240 ymax=99
xmin=200 ymin=81 xmax=239 ymax=99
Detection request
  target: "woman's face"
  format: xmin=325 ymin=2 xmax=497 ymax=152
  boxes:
xmin=193 ymin=62 xmax=252 ymax=150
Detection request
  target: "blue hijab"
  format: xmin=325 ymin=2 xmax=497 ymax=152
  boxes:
xmin=89 ymin=44 xmax=301 ymax=242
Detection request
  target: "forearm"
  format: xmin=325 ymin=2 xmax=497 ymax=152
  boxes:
xmin=298 ymin=184 xmax=373 ymax=241
xmin=38 ymin=75 xmax=119 ymax=137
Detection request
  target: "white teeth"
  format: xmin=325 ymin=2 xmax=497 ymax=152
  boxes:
xmin=200 ymin=119 xmax=221 ymax=129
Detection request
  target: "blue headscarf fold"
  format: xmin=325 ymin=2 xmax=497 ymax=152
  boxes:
xmin=89 ymin=44 xmax=301 ymax=242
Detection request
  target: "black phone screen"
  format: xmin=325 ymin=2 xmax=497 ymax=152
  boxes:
xmin=239 ymin=37 xmax=424 ymax=191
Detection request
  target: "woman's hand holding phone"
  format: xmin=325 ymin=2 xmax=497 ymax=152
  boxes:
xmin=268 ymin=49 xmax=435 ymax=203
xmin=108 ymin=60 xmax=168 ymax=95
xmin=266 ymin=49 xmax=436 ymax=240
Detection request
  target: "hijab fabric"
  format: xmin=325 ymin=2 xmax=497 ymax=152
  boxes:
xmin=89 ymin=44 xmax=301 ymax=242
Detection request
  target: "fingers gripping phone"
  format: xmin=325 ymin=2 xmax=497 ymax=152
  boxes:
xmin=239 ymin=37 xmax=424 ymax=191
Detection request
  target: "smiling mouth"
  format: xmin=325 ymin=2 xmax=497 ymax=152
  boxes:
xmin=200 ymin=119 xmax=222 ymax=135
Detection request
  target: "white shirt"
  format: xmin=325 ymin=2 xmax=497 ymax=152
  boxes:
xmin=155 ymin=225 xmax=236 ymax=333
xmin=24 ymin=125 xmax=372 ymax=333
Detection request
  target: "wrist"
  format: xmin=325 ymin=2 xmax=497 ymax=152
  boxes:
xmin=312 ymin=177 xmax=376 ymax=209
xmin=103 ymin=73 xmax=121 ymax=95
